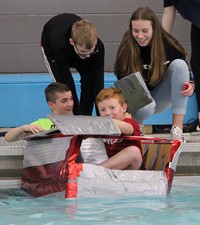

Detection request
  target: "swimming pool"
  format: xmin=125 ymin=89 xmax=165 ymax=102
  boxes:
xmin=0 ymin=176 xmax=200 ymax=225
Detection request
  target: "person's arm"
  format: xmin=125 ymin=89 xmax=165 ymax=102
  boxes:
xmin=162 ymin=6 xmax=176 ymax=33
xmin=5 ymin=124 xmax=44 ymax=142
xmin=112 ymin=118 xmax=134 ymax=135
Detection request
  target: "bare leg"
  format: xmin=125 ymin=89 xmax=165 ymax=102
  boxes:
xmin=99 ymin=146 xmax=142 ymax=170
xmin=172 ymin=114 xmax=184 ymax=129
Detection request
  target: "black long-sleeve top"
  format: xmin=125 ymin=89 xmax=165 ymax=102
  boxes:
xmin=41 ymin=13 xmax=104 ymax=83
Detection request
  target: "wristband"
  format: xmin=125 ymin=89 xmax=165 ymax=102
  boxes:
xmin=189 ymin=81 xmax=195 ymax=91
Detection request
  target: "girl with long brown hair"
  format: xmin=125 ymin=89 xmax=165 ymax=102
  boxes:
xmin=114 ymin=7 xmax=194 ymax=140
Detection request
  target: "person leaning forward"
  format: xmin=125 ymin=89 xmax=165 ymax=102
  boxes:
xmin=41 ymin=13 xmax=105 ymax=116
xmin=114 ymin=7 xmax=194 ymax=140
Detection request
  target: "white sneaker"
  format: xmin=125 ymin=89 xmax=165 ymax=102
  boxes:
xmin=170 ymin=126 xmax=183 ymax=140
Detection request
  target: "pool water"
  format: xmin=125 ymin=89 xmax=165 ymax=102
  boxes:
xmin=0 ymin=177 xmax=200 ymax=225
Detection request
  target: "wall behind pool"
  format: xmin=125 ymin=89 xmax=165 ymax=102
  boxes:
xmin=0 ymin=73 xmax=197 ymax=127
xmin=0 ymin=0 xmax=191 ymax=73
xmin=0 ymin=0 xmax=195 ymax=126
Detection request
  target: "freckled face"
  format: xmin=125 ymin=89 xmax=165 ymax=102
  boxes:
xmin=131 ymin=20 xmax=153 ymax=46
xmin=97 ymin=97 xmax=127 ymax=120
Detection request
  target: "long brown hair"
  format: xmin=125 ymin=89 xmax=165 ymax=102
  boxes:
xmin=114 ymin=6 xmax=187 ymax=86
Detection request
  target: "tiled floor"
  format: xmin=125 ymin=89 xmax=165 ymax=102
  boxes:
xmin=173 ymin=176 xmax=200 ymax=186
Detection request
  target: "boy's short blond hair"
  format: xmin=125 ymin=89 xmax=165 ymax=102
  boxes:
xmin=96 ymin=87 xmax=126 ymax=106
xmin=71 ymin=19 xmax=97 ymax=49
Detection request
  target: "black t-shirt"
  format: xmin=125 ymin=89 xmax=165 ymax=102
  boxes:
xmin=41 ymin=13 xmax=104 ymax=79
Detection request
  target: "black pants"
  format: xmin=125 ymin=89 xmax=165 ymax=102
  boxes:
xmin=42 ymin=50 xmax=81 ymax=115
xmin=191 ymin=24 xmax=200 ymax=113
xmin=78 ymin=69 xmax=104 ymax=116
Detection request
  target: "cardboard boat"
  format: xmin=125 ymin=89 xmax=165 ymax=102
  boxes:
xmin=21 ymin=115 xmax=183 ymax=198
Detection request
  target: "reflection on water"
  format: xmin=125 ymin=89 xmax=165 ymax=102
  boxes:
xmin=0 ymin=184 xmax=200 ymax=225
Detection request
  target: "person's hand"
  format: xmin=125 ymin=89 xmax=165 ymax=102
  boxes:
xmin=21 ymin=124 xmax=44 ymax=134
xmin=124 ymin=112 xmax=132 ymax=119
xmin=180 ymin=81 xmax=195 ymax=96
xmin=4 ymin=124 xmax=45 ymax=142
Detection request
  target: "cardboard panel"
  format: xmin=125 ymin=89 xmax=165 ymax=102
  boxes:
xmin=142 ymin=143 xmax=171 ymax=171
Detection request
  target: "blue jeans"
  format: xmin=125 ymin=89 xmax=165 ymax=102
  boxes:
xmin=132 ymin=59 xmax=190 ymax=123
